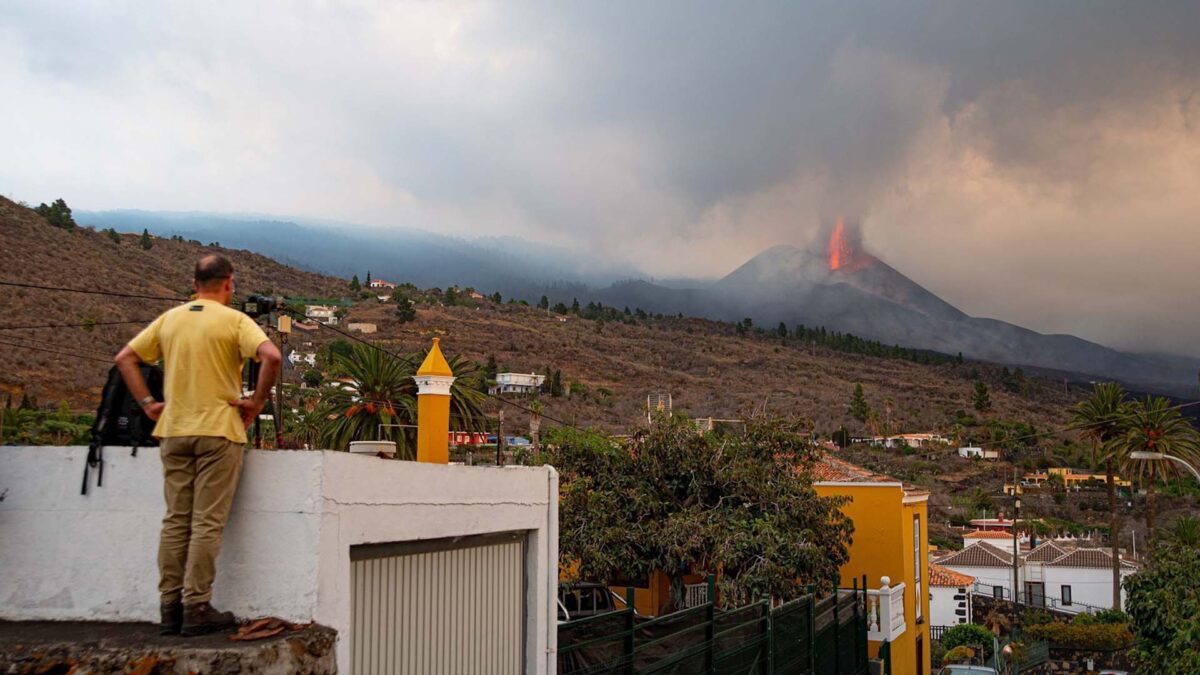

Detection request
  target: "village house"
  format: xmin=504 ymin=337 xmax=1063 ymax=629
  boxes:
xmin=934 ymin=539 xmax=1137 ymax=614
xmin=304 ymin=304 xmax=339 ymax=326
xmin=929 ymin=564 xmax=975 ymax=627
xmin=347 ymin=322 xmax=377 ymax=334
xmin=958 ymin=446 xmax=999 ymax=460
xmin=813 ymin=454 xmax=931 ymax=675
xmin=489 ymin=372 xmax=546 ymax=396
xmin=853 ymin=432 xmax=950 ymax=449
xmin=367 ymin=278 xmax=396 ymax=289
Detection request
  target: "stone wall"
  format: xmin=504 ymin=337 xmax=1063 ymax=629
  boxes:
xmin=1023 ymin=647 xmax=1133 ymax=674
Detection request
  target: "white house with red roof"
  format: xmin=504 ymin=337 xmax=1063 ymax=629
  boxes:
xmin=929 ymin=564 xmax=975 ymax=627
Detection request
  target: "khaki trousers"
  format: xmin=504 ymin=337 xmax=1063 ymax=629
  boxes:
xmin=158 ymin=436 xmax=245 ymax=605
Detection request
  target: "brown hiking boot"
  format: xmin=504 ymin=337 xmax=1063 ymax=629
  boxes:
xmin=180 ymin=601 xmax=237 ymax=636
xmin=160 ymin=600 xmax=183 ymax=635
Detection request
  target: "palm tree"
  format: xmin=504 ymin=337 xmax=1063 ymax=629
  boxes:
xmin=1070 ymin=382 xmax=1128 ymax=608
xmin=320 ymin=342 xmax=418 ymax=456
xmin=318 ymin=343 xmax=488 ymax=458
xmin=1119 ymin=396 xmax=1200 ymax=538
xmin=1164 ymin=515 xmax=1200 ymax=547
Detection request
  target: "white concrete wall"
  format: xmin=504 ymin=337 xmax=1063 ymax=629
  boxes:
xmin=0 ymin=447 xmax=558 ymax=675
xmin=1038 ymin=567 xmax=1130 ymax=612
xmin=929 ymin=586 xmax=971 ymax=627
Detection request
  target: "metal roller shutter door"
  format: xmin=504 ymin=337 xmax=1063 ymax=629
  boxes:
xmin=351 ymin=532 xmax=526 ymax=675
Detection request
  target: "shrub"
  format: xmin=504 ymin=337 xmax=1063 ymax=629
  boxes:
xmin=1023 ymin=610 xmax=1054 ymax=626
xmin=942 ymin=646 xmax=975 ymax=666
xmin=941 ymin=623 xmax=995 ymax=661
xmin=1091 ymin=608 xmax=1130 ymax=624
xmin=1023 ymin=621 xmax=1133 ymax=650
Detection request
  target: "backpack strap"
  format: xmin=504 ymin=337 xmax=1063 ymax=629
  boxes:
xmin=82 ymin=440 xmax=103 ymax=495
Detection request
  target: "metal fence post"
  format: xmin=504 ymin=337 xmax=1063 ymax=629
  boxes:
xmin=625 ymin=586 xmax=636 ymax=674
xmin=852 ymin=578 xmax=860 ymax=674
xmin=763 ymin=595 xmax=774 ymax=675
xmin=834 ymin=590 xmax=841 ymax=674
xmin=861 ymin=574 xmax=868 ymax=674
xmin=807 ymin=586 xmax=816 ymax=675
xmin=706 ymin=574 xmax=716 ymax=674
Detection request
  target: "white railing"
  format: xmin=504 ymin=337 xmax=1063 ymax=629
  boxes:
xmin=866 ymin=576 xmax=907 ymax=642
xmin=683 ymin=582 xmax=709 ymax=608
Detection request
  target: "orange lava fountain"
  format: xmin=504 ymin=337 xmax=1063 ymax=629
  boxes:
xmin=828 ymin=216 xmax=851 ymax=271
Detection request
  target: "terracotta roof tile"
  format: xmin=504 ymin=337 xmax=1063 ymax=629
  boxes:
xmin=1023 ymin=541 xmax=1067 ymax=562
xmin=811 ymin=455 xmax=896 ymax=483
xmin=929 ymin=564 xmax=976 ymax=587
xmin=937 ymin=541 xmax=1014 ymax=567
xmin=963 ymin=530 xmax=1014 ymax=540
xmin=1045 ymin=548 xmax=1138 ymax=570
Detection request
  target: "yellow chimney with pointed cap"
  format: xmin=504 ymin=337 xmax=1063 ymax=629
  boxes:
xmin=414 ymin=338 xmax=455 ymax=463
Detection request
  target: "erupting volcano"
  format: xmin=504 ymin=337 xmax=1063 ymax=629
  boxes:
xmin=825 ymin=216 xmax=874 ymax=273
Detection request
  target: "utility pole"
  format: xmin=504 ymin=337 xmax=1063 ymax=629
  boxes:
xmin=496 ymin=408 xmax=505 ymax=466
xmin=1012 ymin=469 xmax=1021 ymax=627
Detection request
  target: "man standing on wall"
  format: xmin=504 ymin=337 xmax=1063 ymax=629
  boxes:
xmin=114 ymin=254 xmax=282 ymax=636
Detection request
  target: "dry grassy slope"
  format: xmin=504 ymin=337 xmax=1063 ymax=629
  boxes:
xmin=344 ymin=298 xmax=1077 ymax=436
xmin=0 ymin=197 xmax=347 ymax=406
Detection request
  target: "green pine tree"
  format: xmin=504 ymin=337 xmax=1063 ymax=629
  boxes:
xmin=777 ymin=322 xmax=788 ymax=339
xmin=848 ymin=383 xmax=872 ymax=423
xmin=138 ymin=228 xmax=153 ymax=250
xmin=105 ymin=227 xmax=121 ymax=244
xmin=349 ymin=275 xmax=361 ymax=292
xmin=539 ymin=295 xmax=549 ymax=310
xmin=973 ymin=380 xmax=991 ymax=412
xmin=394 ymin=294 xmax=416 ymax=323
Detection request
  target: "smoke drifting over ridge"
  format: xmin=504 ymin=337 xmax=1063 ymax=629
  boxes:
xmin=1 ymin=2 xmax=1199 ymax=356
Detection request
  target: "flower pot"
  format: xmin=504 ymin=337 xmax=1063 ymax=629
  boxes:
xmin=349 ymin=440 xmax=397 ymax=458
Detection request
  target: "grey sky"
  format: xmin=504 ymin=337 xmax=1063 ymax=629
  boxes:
xmin=2 ymin=2 xmax=1198 ymax=356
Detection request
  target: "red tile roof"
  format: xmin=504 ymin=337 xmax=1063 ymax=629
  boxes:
xmin=811 ymin=454 xmax=930 ymax=498
xmin=929 ymin=564 xmax=976 ymax=587
xmin=963 ymin=530 xmax=1014 ymax=540
xmin=937 ymin=541 xmax=1014 ymax=567
xmin=811 ymin=454 xmax=896 ymax=483
xmin=1023 ymin=541 xmax=1067 ymax=562
xmin=1046 ymin=548 xmax=1138 ymax=570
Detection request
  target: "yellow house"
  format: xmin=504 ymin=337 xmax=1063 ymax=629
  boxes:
xmin=814 ymin=455 xmax=931 ymax=675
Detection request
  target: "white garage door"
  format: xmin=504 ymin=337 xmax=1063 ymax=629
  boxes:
xmin=351 ymin=532 xmax=526 ymax=675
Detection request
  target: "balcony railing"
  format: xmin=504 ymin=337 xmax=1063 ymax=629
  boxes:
xmin=865 ymin=577 xmax=907 ymax=642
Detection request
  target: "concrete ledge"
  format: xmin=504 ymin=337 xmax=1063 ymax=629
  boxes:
xmin=0 ymin=620 xmax=336 ymax=674
xmin=0 ymin=447 xmax=558 ymax=673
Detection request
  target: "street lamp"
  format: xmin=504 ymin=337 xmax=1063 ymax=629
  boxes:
xmin=1130 ymin=451 xmax=1200 ymax=482
xmin=1012 ymin=495 xmax=1021 ymax=616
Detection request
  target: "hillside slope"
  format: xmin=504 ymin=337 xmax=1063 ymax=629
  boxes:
xmin=0 ymin=197 xmax=347 ymax=406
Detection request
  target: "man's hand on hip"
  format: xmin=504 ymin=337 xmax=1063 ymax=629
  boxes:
xmin=143 ymin=401 xmax=165 ymax=421
xmin=229 ymin=397 xmax=266 ymax=429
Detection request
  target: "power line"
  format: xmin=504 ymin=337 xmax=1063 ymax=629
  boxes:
xmin=0 ymin=339 xmax=113 ymax=364
xmin=0 ymin=279 xmax=185 ymax=302
xmin=0 ymin=319 xmax=154 ymax=331
xmin=0 ymin=333 xmax=115 ymax=360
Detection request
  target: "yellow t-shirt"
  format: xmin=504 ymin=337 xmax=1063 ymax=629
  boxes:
xmin=128 ymin=299 xmax=270 ymax=444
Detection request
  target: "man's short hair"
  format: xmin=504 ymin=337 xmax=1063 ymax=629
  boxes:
xmin=195 ymin=254 xmax=234 ymax=290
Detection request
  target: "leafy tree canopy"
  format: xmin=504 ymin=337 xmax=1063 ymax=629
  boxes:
xmin=1124 ymin=518 xmax=1200 ymax=673
xmin=34 ymin=198 xmax=75 ymax=230
xmin=535 ymin=415 xmax=853 ymax=610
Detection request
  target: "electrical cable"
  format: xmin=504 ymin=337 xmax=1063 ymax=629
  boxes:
xmin=0 ymin=319 xmax=154 ymax=331
xmin=0 ymin=333 xmax=116 ymax=360
xmin=0 ymin=338 xmax=113 ymax=364
xmin=0 ymin=279 xmax=185 ymax=302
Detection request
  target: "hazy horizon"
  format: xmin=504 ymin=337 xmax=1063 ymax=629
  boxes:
xmin=4 ymin=2 xmax=1200 ymax=358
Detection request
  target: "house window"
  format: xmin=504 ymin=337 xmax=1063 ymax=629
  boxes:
xmin=1062 ymin=585 xmax=1072 ymax=606
xmin=913 ymin=514 xmax=923 ymax=622
xmin=993 ymin=585 xmax=1004 ymax=599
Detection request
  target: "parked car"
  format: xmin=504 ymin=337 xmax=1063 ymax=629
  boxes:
xmin=558 ymin=582 xmax=620 ymax=621
xmin=937 ymin=667 xmax=998 ymax=675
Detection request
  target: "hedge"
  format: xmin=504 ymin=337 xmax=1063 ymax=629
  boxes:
xmin=1023 ymin=621 xmax=1133 ymax=650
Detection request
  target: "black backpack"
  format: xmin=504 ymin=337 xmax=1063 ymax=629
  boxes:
xmin=82 ymin=364 xmax=164 ymax=495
